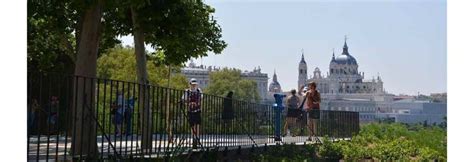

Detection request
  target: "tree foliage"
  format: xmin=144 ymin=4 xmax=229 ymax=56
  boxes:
xmin=204 ymin=68 xmax=261 ymax=102
xmin=27 ymin=0 xmax=121 ymax=74
xmin=28 ymin=0 xmax=226 ymax=73
xmin=102 ymin=0 xmax=227 ymax=66
xmin=97 ymin=46 xmax=188 ymax=89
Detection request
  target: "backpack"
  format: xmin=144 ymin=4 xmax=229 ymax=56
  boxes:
xmin=287 ymin=95 xmax=299 ymax=109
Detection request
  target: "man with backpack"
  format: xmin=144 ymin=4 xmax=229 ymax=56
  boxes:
xmin=283 ymin=89 xmax=300 ymax=137
xmin=182 ymin=78 xmax=202 ymax=148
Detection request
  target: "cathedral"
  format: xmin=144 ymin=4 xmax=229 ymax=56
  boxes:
xmin=295 ymin=38 xmax=392 ymax=123
xmin=298 ymin=38 xmax=385 ymax=96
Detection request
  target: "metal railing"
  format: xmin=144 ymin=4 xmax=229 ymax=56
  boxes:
xmin=27 ymin=73 xmax=359 ymax=161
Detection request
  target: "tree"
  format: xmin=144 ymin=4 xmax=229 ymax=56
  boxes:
xmin=28 ymin=0 xmax=122 ymax=157
xmin=27 ymin=1 xmax=121 ymax=74
xmin=97 ymin=45 xmax=188 ymax=89
xmin=71 ymin=1 xmax=105 ymax=158
xmin=115 ymin=0 xmax=227 ymax=150
xmin=205 ymin=68 xmax=261 ymax=102
xmin=28 ymin=0 xmax=226 ymax=156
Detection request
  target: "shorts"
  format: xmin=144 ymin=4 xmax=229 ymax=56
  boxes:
xmin=188 ymin=111 xmax=201 ymax=126
xmin=287 ymin=108 xmax=301 ymax=118
xmin=308 ymin=109 xmax=320 ymax=120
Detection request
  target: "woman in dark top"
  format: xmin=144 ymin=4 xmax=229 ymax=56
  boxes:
xmin=222 ymin=91 xmax=234 ymax=122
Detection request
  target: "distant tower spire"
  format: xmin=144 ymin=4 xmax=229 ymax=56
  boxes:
xmin=273 ymin=69 xmax=278 ymax=82
xmin=300 ymin=49 xmax=306 ymax=63
xmin=343 ymin=35 xmax=349 ymax=54
xmin=332 ymin=48 xmax=336 ymax=61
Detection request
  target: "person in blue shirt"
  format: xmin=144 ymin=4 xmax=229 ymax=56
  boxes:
xmin=124 ymin=97 xmax=136 ymax=136
xmin=114 ymin=91 xmax=125 ymax=136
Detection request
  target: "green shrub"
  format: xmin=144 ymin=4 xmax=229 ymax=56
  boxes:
xmin=323 ymin=123 xmax=447 ymax=161
xmin=318 ymin=137 xmax=343 ymax=159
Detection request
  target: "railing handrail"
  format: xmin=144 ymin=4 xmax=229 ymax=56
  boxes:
xmin=28 ymin=72 xmax=273 ymax=106
xmin=27 ymin=72 xmax=361 ymax=161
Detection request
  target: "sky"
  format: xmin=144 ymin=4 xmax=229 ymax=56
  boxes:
xmin=121 ymin=0 xmax=446 ymax=95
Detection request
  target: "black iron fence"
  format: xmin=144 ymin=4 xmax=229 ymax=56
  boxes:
xmin=27 ymin=73 xmax=359 ymax=161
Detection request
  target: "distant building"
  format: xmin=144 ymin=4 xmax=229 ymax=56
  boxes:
xmin=376 ymin=100 xmax=447 ymax=125
xmin=294 ymin=37 xmax=447 ymax=124
xmin=297 ymin=37 xmax=389 ymax=123
xmin=180 ymin=60 xmax=270 ymax=101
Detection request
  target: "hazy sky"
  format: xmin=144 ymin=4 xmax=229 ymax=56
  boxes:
xmin=121 ymin=0 xmax=446 ymax=95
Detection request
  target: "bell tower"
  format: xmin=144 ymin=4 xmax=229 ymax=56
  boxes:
xmin=298 ymin=49 xmax=308 ymax=89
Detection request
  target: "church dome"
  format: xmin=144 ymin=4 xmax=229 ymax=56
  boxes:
xmin=269 ymin=70 xmax=282 ymax=92
xmin=335 ymin=54 xmax=358 ymax=65
xmin=332 ymin=37 xmax=358 ymax=65
xmin=269 ymin=81 xmax=280 ymax=87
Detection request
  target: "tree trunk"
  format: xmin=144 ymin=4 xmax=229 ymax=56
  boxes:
xmin=72 ymin=1 xmax=103 ymax=159
xmin=131 ymin=7 xmax=153 ymax=154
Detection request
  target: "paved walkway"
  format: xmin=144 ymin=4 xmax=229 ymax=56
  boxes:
xmin=28 ymin=134 xmax=340 ymax=160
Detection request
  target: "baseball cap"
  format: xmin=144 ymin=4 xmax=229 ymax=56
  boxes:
xmin=190 ymin=78 xmax=198 ymax=85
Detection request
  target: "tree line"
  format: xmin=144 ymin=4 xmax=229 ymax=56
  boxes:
xmin=28 ymin=0 xmax=227 ymax=158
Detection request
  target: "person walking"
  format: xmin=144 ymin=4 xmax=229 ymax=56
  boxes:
xmin=124 ymin=97 xmax=136 ymax=136
xmin=283 ymin=89 xmax=300 ymax=137
xmin=297 ymin=86 xmax=308 ymax=136
xmin=28 ymin=99 xmax=41 ymax=134
xmin=182 ymin=78 xmax=202 ymax=149
xmin=47 ymin=96 xmax=59 ymax=134
xmin=305 ymin=82 xmax=321 ymax=141
xmin=222 ymin=91 xmax=234 ymax=127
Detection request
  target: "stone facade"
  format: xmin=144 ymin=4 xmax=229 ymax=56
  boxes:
xmin=180 ymin=60 xmax=269 ymax=101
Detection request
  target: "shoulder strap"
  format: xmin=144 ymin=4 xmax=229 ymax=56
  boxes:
xmin=299 ymin=96 xmax=307 ymax=109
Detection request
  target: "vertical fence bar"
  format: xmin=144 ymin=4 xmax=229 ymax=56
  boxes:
xmin=123 ymin=81 xmax=129 ymax=155
xmin=157 ymin=87 xmax=164 ymax=155
xmin=36 ymin=74 xmax=43 ymax=161
xmin=89 ymin=77 xmax=96 ymax=159
xmin=152 ymin=86 xmax=158 ymax=154
xmin=112 ymin=80 xmax=118 ymax=157
xmin=100 ymin=79 xmax=106 ymax=158
xmin=131 ymin=82 xmax=138 ymax=157
xmin=45 ymin=75 xmax=52 ymax=162
xmin=53 ymin=75 xmax=61 ymax=161
xmin=150 ymin=86 xmax=158 ymax=154
xmin=63 ymin=75 xmax=72 ymax=161
xmin=26 ymin=74 xmax=31 ymax=160
xmin=93 ymin=78 xmax=99 ymax=159
xmin=108 ymin=80 xmax=114 ymax=155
